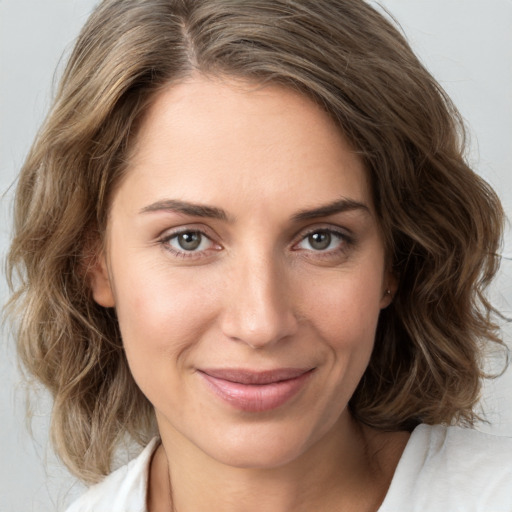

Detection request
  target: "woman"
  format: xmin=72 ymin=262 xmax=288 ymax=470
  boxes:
xmin=6 ymin=0 xmax=511 ymax=510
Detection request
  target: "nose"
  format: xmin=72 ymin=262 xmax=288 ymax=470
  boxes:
xmin=220 ymin=252 xmax=298 ymax=349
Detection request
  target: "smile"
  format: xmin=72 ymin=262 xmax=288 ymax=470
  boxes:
xmin=197 ymin=368 xmax=315 ymax=412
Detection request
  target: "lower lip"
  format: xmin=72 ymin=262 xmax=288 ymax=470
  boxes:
xmin=199 ymin=371 xmax=313 ymax=412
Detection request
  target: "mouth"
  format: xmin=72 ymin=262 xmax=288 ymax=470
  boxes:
xmin=197 ymin=367 xmax=315 ymax=412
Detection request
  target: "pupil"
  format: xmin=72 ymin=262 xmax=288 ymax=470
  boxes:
xmin=178 ymin=232 xmax=201 ymax=250
xmin=309 ymin=231 xmax=331 ymax=250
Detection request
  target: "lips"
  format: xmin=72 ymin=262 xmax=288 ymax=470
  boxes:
xmin=198 ymin=367 xmax=314 ymax=412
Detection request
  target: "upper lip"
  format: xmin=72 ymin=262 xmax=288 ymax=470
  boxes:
xmin=198 ymin=368 xmax=314 ymax=385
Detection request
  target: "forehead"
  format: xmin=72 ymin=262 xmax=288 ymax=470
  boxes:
xmin=116 ymin=76 xmax=372 ymax=217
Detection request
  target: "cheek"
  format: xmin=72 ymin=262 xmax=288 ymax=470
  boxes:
xmin=111 ymin=264 xmax=227 ymax=412
xmin=287 ymin=264 xmax=385 ymax=429
xmin=301 ymin=265 xmax=384 ymax=349
xmin=112 ymin=259 xmax=222 ymax=371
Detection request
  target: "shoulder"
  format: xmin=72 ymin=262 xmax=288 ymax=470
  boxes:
xmin=65 ymin=438 xmax=160 ymax=512
xmin=401 ymin=423 xmax=512 ymax=466
xmin=380 ymin=424 xmax=512 ymax=512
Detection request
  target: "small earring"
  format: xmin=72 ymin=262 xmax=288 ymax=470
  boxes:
xmin=386 ymin=289 xmax=392 ymax=296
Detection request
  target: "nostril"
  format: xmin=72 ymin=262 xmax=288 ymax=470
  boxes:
xmin=220 ymin=303 xmax=298 ymax=349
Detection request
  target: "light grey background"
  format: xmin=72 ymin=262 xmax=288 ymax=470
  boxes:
xmin=1 ymin=1 xmax=511 ymax=510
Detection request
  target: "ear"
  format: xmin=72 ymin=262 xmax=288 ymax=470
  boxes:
xmin=88 ymin=251 xmax=116 ymax=308
xmin=380 ymin=269 xmax=398 ymax=309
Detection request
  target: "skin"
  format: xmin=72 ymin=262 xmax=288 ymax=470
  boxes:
xmin=90 ymin=76 xmax=408 ymax=512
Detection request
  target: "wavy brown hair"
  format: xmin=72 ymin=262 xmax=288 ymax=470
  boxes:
xmin=6 ymin=0 xmax=505 ymax=483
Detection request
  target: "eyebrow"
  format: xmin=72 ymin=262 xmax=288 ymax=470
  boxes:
xmin=139 ymin=197 xmax=370 ymax=222
xmin=291 ymin=198 xmax=370 ymax=222
xmin=139 ymin=199 xmax=230 ymax=221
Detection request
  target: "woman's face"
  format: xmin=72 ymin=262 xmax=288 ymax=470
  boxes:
xmin=91 ymin=77 xmax=394 ymax=468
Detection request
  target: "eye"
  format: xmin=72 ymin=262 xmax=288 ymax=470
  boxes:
xmin=161 ymin=230 xmax=218 ymax=256
xmin=295 ymin=229 xmax=348 ymax=252
xmin=172 ymin=231 xmax=204 ymax=251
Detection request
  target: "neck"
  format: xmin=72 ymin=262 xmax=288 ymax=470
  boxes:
xmin=148 ymin=414 xmax=409 ymax=512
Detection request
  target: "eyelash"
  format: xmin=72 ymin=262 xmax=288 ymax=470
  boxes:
xmin=293 ymin=227 xmax=354 ymax=258
xmin=158 ymin=229 xmax=219 ymax=259
xmin=158 ymin=226 xmax=354 ymax=260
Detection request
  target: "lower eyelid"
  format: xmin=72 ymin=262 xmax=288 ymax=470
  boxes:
xmin=158 ymin=230 xmax=223 ymax=258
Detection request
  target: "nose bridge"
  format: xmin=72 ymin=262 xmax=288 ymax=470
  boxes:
xmin=221 ymin=246 xmax=297 ymax=348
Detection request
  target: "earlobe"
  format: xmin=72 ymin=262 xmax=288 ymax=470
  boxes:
xmin=380 ymin=272 xmax=398 ymax=309
xmin=380 ymin=288 xmax=393 ymax=309
xmin=88 ymin=253 xmax=115 ymax=308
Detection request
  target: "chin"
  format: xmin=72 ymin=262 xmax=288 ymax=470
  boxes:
xmin=194 ymin=417 xmax=332 ymax=470
xmin=207 ymin=438 xmax=310 ymax=470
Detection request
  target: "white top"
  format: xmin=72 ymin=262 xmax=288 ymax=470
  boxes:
xmin=65 ymin=424 xmax=512 ymax=512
